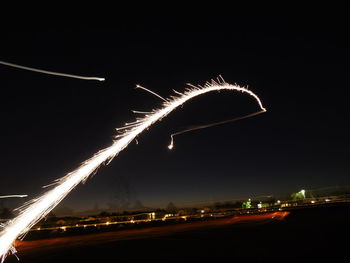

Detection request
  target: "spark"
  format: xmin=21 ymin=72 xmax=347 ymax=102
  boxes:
xmin=0 ymin=78 xmax=266 ymax=262
xmin=136 ymin=84 xmax=167 ymax=101
xmin=131 ymin=110 xmax=153 ymax=114
xmin=0 ymin=60 xmax=105 ymax=81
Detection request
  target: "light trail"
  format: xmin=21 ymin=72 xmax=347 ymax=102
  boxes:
xmin=135 ymin=84 xmax=167 ymax=101
xmin=168 ymin=110 xmax=266 ymax=150
xmin=0 ymin=196 xmax=27 ymax=199
xmin=0 ymin=78 xmax=266 ymax=262
xmin=0 ymin=60 xmax=105 ymax=81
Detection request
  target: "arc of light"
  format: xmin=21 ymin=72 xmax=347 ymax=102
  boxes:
xmin=0 ymin=79 xmax=266 ymax=262
xmin=0 ymin=60 xmax=105 ymax=81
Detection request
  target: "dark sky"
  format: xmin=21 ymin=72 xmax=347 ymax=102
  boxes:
xmin=1 ymin=10 xmax=349 ymax=212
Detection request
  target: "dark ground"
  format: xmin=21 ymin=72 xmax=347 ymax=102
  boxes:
xmin=6 ymin=203 xmax=350 ymax=263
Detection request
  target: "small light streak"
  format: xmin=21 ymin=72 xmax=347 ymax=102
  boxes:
xmin=136 ymin=84 xmax=167 ymax=102
xmin=0 ymin=60 xmax=105 ymax=81
xmin=168 ymin=110 xmax=266 ymax=149
xmin=0 ymin=195 xmax=27 ymax=199
xmin=0 ymin=78 xmax=266 ymax=262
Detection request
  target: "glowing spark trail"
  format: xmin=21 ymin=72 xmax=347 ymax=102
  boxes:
xmin=168 ymin=110 xmax=266 ymax=150
xmin=0 ymin=60 xmax=105 ymax=81
xmin=0 ymin=78 xmax=266 ymax=262
xmin=136 ymin=84 xmax=167 ymax=101
xmin=0 ymin=196 xmax=27 ymax=199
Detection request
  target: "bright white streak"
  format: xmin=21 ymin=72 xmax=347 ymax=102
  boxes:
xmin=0 ymin=195 xmax=27 ymax=199
xmin=135 ymin=84 xmax=167 ymax=101
xmin=0 ymin=80 xmax=265 ymax=262
xmin=0 ymin=61 xmax=105 ymax=81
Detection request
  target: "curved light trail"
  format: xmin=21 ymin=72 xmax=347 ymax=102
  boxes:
xmin=168 ymin=110 xmax=266 ymax=150
xmin=0 ymin=78 xmax=265 ymax=262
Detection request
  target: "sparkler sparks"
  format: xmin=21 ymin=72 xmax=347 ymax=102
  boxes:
xmin=136 ymin=84 xmax=167 ymax=102
xmin=0 ymin=78 xmax=266 ymax=262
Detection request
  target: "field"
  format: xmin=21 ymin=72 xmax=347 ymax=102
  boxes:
xmin=7 ymin=203 xmax=350 ymax=263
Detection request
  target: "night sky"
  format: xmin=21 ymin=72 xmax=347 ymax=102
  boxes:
xmin=1 ymin=10 xmax=349 ymax=213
